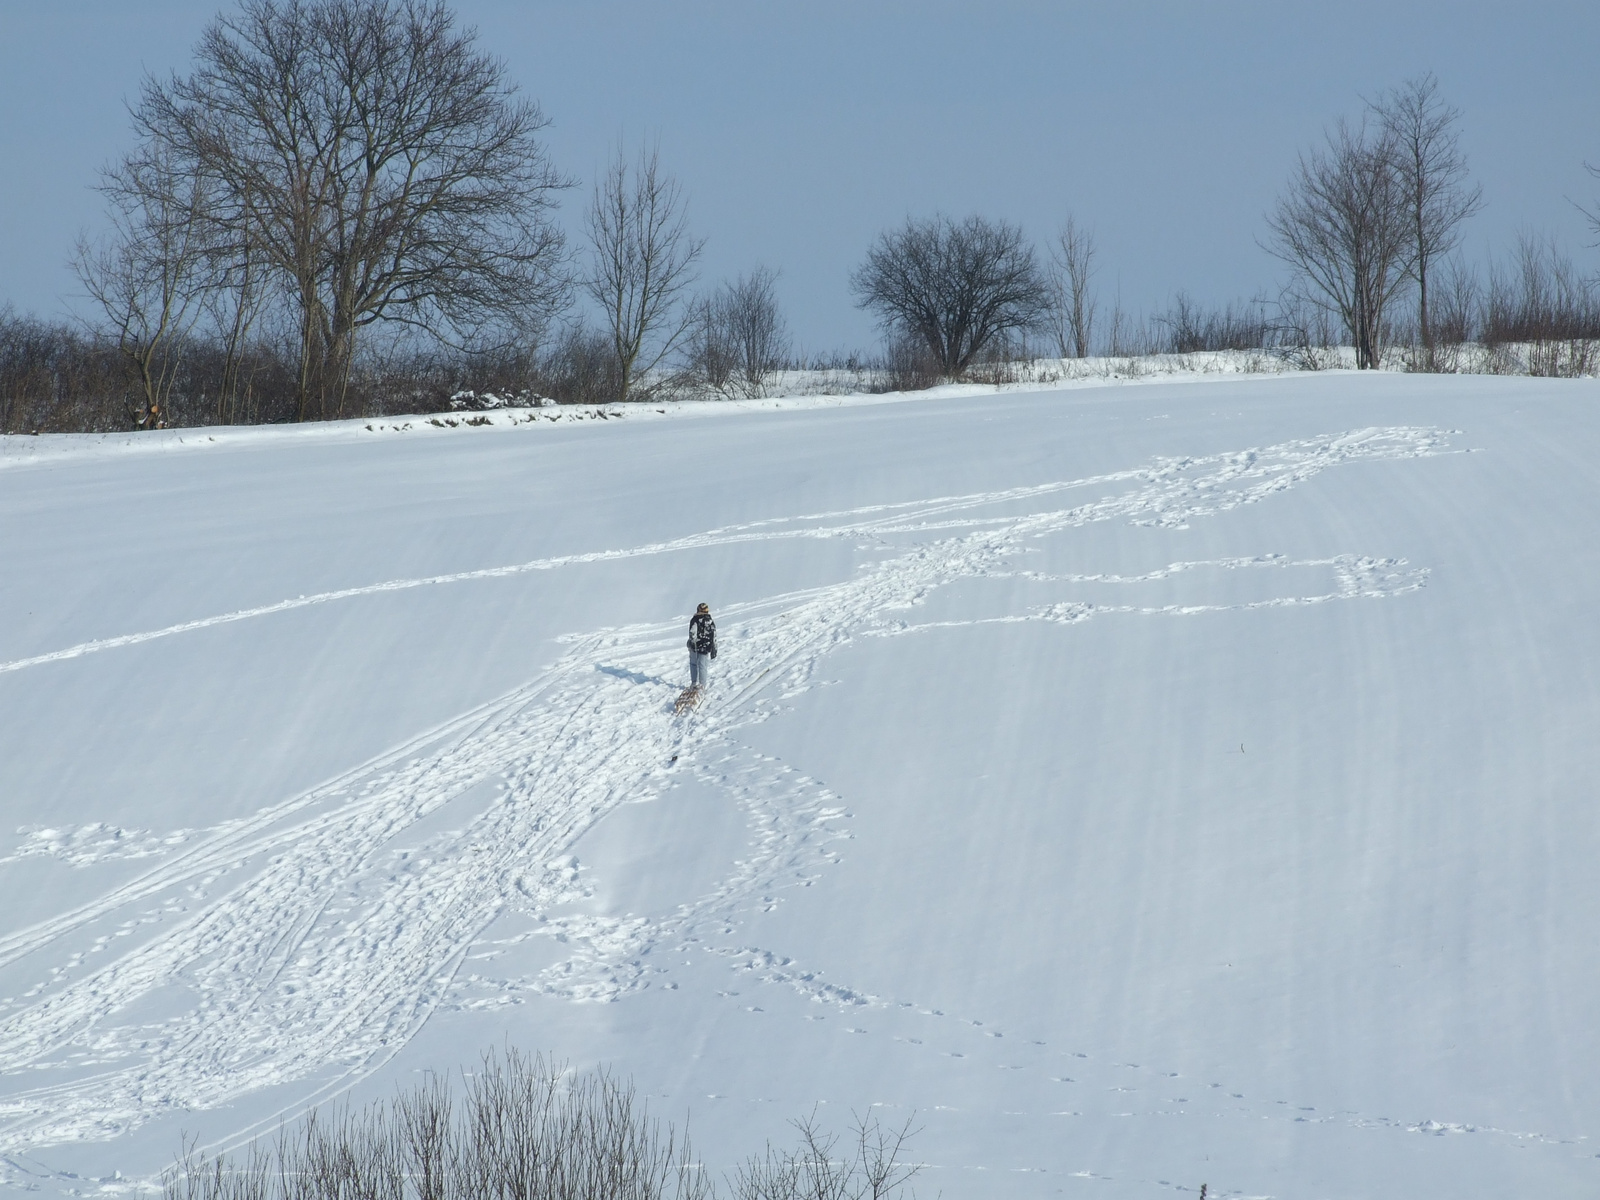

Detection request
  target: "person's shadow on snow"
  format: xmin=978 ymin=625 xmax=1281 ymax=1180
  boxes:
xmin=595 ymin=663 xmax=673 ymax=689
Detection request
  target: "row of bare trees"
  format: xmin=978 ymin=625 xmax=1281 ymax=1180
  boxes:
xmin=1264 ymin=72 xmax=1600 ymax=373
xmin=49 ymin=0 xmax=789 ymax=432
xmin=846 ymin=70 xmax=1588 ymax=379
xmin=18 ymin=9 xmax=1600 ymax=437
xmin=849 ymin=71 xmax=1592 ymax=377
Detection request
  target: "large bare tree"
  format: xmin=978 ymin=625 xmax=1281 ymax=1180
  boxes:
xmin=1046 ymin=217 xmax=1097 ymax=359
xmin=585 ymin=144 xmax=703 ymax=403
xmin=851 ymin=214 xmax=1048 ymax=378
xmin=1370 ymin=74 xmax=1482 ymax=367
xmin=1265 ymin=119 xmax=1414 ymax=369
xmin=133 ymin=0 xmax=570 ymax=421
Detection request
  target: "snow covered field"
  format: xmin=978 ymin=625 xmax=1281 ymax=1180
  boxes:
xmin=2 ymin=370 xmax=1599 ymax=1197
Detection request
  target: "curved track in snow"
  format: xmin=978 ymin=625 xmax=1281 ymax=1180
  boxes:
xmin=0 ymin=427 xmax=1467 ymax=1181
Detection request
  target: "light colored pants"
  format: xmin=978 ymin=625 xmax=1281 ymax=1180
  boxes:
xmin=689 ymin=652 xmax=712 ymax=689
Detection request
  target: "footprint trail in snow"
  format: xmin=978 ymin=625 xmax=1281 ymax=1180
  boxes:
xmin=0 ymin=427 xmax=1461 ymax=1180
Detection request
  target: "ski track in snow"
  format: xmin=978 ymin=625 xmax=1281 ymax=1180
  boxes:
xmin=4 ymin=424 xmax=1559 ymax=1190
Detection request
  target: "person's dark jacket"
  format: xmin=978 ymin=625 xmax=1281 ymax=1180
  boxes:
xmin=688 ymin=613 xmax=717 ymax=657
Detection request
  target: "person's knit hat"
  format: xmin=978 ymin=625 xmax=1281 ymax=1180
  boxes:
xmin=696 ymin=602 xmax=710 ymax=613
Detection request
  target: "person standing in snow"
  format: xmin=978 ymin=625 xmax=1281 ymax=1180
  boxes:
xmin=687 ymin=602 xmax=717 ymax=690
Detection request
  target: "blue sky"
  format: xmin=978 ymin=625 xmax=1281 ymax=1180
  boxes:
xmin=2 ymin=1 xmax=1597 ymax=352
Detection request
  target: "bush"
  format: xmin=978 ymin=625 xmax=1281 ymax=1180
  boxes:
xmin=0 ymin=312 xmax=657 ymax=432
xmin=535 ymin=326 xmax=625 ymax=406
xmin=163 ymin=1049 xmax=921 ymax=1200
xmin=0 ymin=309 xmax=127 ymax=434
xmin=1155 ymin=293 xmax=1276 ymax=353
xmin=875 ymin=335 xmax=942 ymax=392
xmin=1482 ymin=238 xmax=1600 ymax=377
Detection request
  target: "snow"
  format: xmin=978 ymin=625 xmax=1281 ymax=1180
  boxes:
xmin=1 ymin=370 xmax=1599 ymax=1197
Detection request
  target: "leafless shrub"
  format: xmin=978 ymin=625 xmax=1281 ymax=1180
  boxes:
xmin=0 ymin=309 xmax=127 ymax=434
xmin=1386 ymin=255 xmax=1480 ymax=372
xmin=1431 ymin=257 xmax=1481 ymax=346
xmin=851 ymin=214 xmax=1049 ymax=379
xmin=870 ymin=335 xmax=942 ymax=392
xmin=1264 ymin=118 xmax=1414 ymax=368
xmin=0 ymin=310 xmax=659 ymax=430
xmin=965 ymin=358 xmax=1022 ymax=387
xmin=1045 ymin=217 xmax=1097 ymax=358
xmin=180 ymin=333 xmax=299 ymax=422
xmin=1482 ymin=236 xmax=1600 ymax=376
xmin=164 ymin=1050 xmax=710 ymax=1200
xmin=962 ymin=332 xmax=1058 ymax=386
xmin=778 ymin=349 xmax=874 ymax=397
xmin=587 ymin=144 xmax=704 ymax=402
xmin=1272 ymin=294 xmax=1342 ymax=371
xmin=537 ymin=324 xmax=625 ymax=405
xmin=722 ymin=268 xmax=790 ymax=395
xmin=1155 ymin=293 xmax=1275 ymax=353
xmin=163 ymin=1051 xmax=917 ymax=1200
xmin=1103 ymin=299 xmax=1157 ymax=358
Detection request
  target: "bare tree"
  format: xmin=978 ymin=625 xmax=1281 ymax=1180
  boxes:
xmin=687 ymin=266 xmax=789 ymax=397
xmin=850 ymin=214 xmax=1049 ymax=378
xmin=723 ymin=267 xmax=789 ymax=395
xmin=133 ymin=0 xmax=571 ymax=422
xmin=198 ymin=185 xmax=274 ymax=425
xmin=587 ymin=144 xmax=704 ymax=402
xmin=1369 ymin=74 xmax=1483 ymax=368
xmin=685 ymin=295 xmax=736 ymax=396
xmin=731 ymin=1111 xmax=920 ymax=1200
xmin=74 ymin=147 xmax=214 ymax=429
xmin=1265 ymin=119 xmax=1414 ymax=369
xmin=1582 ymin=160 xmax=1600 ymax=246
xmin=1046 ymin=216 xmax=1097 ymax=358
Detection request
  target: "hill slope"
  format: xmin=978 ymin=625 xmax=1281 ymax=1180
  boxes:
xmin=1 ymin=373 xmax=1599 ymax=1198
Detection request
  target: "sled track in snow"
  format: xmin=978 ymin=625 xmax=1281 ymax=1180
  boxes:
xmin=0 ymin=427 xmax=1467 ymax=1176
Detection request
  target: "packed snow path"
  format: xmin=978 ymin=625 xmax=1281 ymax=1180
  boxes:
xmin=2 ymin=377 xmax=1598 ymax=1197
